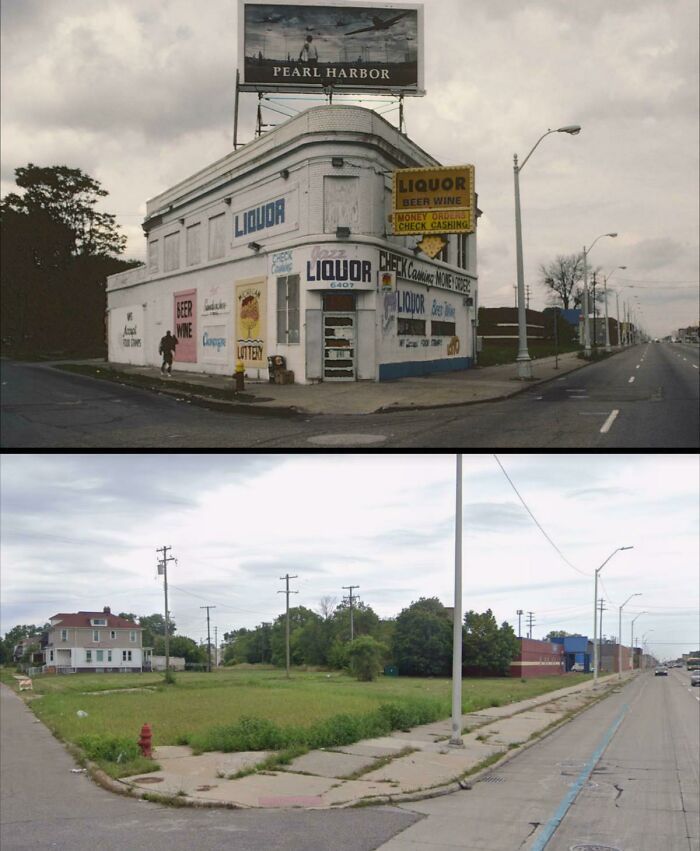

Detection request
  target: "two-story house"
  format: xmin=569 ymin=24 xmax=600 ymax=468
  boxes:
xmin=43 ymin=607 xmax=144 ymax=673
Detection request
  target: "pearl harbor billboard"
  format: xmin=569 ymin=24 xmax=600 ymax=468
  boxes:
xmin=238 ymin=1 xmax=424 ymax=95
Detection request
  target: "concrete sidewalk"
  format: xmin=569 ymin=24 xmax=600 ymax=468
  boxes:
xmin=57 ymin=348 xmax=617 ymax=417
xmin=118 ymin=674 xmax=628 ymax=810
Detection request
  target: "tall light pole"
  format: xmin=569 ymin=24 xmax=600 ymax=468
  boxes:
xmin=513 ymin=124 xmax=581 ymax=379
xmin=593 ymin=546 xmax=633 ymax=686
xmin=450 ymin=454 xmax=464 ymax=747
xmin=618 ymin=593 xmax=641 ymax=679
xmin=582 ymin=233 xmax=618 ymax=358
xmin=630 ymin=611 xmax=646 ymax=670
xmin=642 ymin=630 xmax=654 ymax=668
xmin=603 ymin=267 xmax=626 ymax=352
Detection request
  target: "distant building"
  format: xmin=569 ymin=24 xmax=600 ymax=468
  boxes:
xmin=550 ymin=634 xmax=590 ymax=672
xmin=143 ymin=653 xmax=186 ymax=672
xmin=510 ymin=638 xmax=564 ymax=677
xmin=43 ymin=607 xmax=143 ymax=673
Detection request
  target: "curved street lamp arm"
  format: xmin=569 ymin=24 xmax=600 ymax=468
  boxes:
xmin=517 ymin=129 xmax=556 ymax=172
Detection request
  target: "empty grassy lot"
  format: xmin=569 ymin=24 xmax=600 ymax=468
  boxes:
xmin=6 ymin=666 xmax=589 ymax=753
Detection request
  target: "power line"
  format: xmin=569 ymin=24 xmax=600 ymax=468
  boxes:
xmin=493 ymin=455 xmax=590 ymax=578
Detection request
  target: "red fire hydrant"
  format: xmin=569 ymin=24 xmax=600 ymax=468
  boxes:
xmin=137 ymin=723 xmax=153 ymax=759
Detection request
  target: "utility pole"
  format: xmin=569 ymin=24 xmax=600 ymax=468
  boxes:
xmin=156 ymin=546 xmax=175 ymax=673
xmin=214 ymin=626 xmax=218 ymax=668
xmin=200 ymin=606 xmax=216 ymax=672
xmin=278 ymin=574 xmax=298 ymax=678
xmin=525 ymin=283 xmax=531 ymax=310
xmin=526 ymin=611 xmax=535 ymax=639
xmin=598 ymin=597 xmax=606 ymax=674
xmin=342 ymin=585 xmax=360 ymax=641
xmin=516 ymin=609 xmax=523 ymax=638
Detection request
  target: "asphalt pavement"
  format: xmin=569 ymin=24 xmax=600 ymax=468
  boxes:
xmin=1 ymin=342 xmax=697 ymax=447
xmin=377 ymin=668 xmax=700 ymax=851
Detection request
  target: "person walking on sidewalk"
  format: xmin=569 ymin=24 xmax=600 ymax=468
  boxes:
xmin=159 ymin=330 xmax=177 ymax=376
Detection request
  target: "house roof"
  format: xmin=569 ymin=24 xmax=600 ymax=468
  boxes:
xmin=49 ymin=612 xmax=141 ymax=630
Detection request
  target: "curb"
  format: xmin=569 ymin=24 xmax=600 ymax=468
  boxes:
xmin=115 ymin=674 xmax=632 ymax=812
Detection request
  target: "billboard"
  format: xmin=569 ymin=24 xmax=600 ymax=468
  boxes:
xmin=391 ymin=165 xmax=476 ymax=235
xmin=238 ymin=1 xmax=424 ymax=95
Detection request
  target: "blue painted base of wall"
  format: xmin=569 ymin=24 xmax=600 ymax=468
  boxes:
xmin=378 ymin=356 xmax=472 ymax=381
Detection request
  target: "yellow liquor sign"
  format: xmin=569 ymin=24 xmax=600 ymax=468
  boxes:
xmin=392 ymin=165 xmax=475 ymax=235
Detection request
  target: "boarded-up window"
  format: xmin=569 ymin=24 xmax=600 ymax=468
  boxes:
xmin=277 ymin=274 xmax=300 ymax=344
xmin=186 ymin=223 xmax=201 ymax=266
xmin=148 ymin=239 xmax=159 ymax=273
xmin=208 ymin=213 xmax=225 ymax=260
xmin=163 ymin=232 xmax=180 ymax=272
xmin=324 ymin=176 xmax=359 ymax=233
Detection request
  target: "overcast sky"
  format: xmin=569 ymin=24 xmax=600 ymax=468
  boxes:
xmin=1 ymin=0 xmax=697 ymax=336
xmin=1 ymin=453 xmax=698 ymax=662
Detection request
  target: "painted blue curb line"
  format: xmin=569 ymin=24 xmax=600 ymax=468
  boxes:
xmin=529 ymin=703 xmax=629 ymax=851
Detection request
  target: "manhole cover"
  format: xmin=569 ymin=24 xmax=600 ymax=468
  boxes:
xmin=131 ymin=776 xmax=163 ymax=784
xmin=570 ymin=845 xmax=622 ymax=851
xmin=480 ymin=775 xmax=504 ymax=783
xmin=307 ymin=433 xmax=387 ymax=446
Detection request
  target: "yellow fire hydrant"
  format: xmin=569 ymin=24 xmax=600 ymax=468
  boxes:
xmin=234 ymin=360 xmax=245 ymax=392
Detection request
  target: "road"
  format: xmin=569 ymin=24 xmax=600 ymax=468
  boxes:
xmin=2 ymin=673 xmax=698 ymax=850
xmin=0 ymin=684 xmax=419 ymax=851
xmin=378 ymin=668 xmax=700 ymax=850
xmin=2 ymin=342 xmax=698 ymax=448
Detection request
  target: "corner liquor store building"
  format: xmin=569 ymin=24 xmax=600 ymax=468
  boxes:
xmin=107 ymin=106 xmax=477 ymax=382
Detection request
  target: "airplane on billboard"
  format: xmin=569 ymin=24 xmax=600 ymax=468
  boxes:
xmin=344 ymin=11 xmax=411 ymax=36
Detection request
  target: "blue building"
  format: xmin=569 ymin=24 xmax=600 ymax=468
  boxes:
xmin=551 ymin=635 xmax=590 ymax=672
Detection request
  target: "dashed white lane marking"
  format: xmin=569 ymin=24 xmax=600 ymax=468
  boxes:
xmin=636 ymin=365 xmax=641 ymax=369
xmin=628 ymin=376 xmax=635 ymax=383
xmin=693 ymin=365 xmax=698 ymax=370
xmin=600 ymin=409 xmax=620 ymax=434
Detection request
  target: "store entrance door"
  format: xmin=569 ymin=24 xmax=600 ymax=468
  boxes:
xmin=322 ymin=293 xmax=356 ymax=381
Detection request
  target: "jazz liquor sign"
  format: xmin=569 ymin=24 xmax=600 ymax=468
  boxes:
xmin=238 ymin=1 xmax=424 ymax=95
xmin=392 ymin=165 xmax=476 ymax=235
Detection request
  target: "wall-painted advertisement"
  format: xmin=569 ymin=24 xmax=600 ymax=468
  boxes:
xmin=271 ymin=248 xmax=294 ymax=276
xmin=238 ymin=2 xmax=424 ymax=95
xmin=110 ymin=305 xmax=145 ymax=365
xmin=201 ymin=324 xmax=229 ymax=364
xmin=378 ymin=248 xmax=472 ymax=295
xmin=201 ymin=284 xmax=231 ymax=316
xmin=174 ymin=289 xmax=197 ymax=362
xmin=302 ymin=244 xmax=376 ymax=290
xmin=236 ymin=277 xmax=267 ymax=368
xmin=232 ymin=188 xmax=299 ymax=244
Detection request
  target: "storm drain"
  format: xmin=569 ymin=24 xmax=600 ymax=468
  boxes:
xmin=131 ymin=776 xmax=163 ymax=783
xmin=479 ymin=775 xmax=505 ymax=783
xmin=570 ymin=845 xmax=622 ymax=851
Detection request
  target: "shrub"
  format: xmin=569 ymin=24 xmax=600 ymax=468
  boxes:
xmin=346 ymin=636 xmax=387 ymax=682
xmin=77 ymin=734 xmax=140 ymax=763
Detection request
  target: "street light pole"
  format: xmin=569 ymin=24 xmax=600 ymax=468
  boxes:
xmin=513 ymin=125 xmax=581 ymax=379
xmin=603 ymin=267 xmax=626 ymax=352
xmin=450 ymin=454 xmax=463 ymax=747
xmin=642 ymin=630 xmax=654 ymax=669
xmin=582 ymin=233 xmax=618 ymax=358
xmin=630 ymin=611 xmax=646 ymax=671
xmin=593 ymin=546 xmax=633 ymax=686
xmin=618 ymin=593 xmax=641 ymax=679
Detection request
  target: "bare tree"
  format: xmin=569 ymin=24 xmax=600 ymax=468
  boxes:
xmin=539 ymin=253 xmax=584 ymax=309
xmin=317 ymin=596 xmax=337 ymax=620
xmin=540 ymin=254 xmax=606 ymax=311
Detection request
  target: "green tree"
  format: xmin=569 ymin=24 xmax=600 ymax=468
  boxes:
xmin=545 ymin=630 xmax=572 ymax=640
xmin=392 ymin=598 xmax=452 ymax=676
xmin=1 ymin=165 xmax=139 ymax=357
xmin=347 ymin=635 xmax=387 ymax=681
xmin=138 ymin=614 xmax=176 ymax=649
xmin=270 ymin=606 xmax=322 ymax=667
xmin=2 ymin=164 xmax=126 ymax=256
xmin=463 ymin=609 xmax=519 ymax=675
xmin=152 ymin=635 xmax=204 ymax=665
